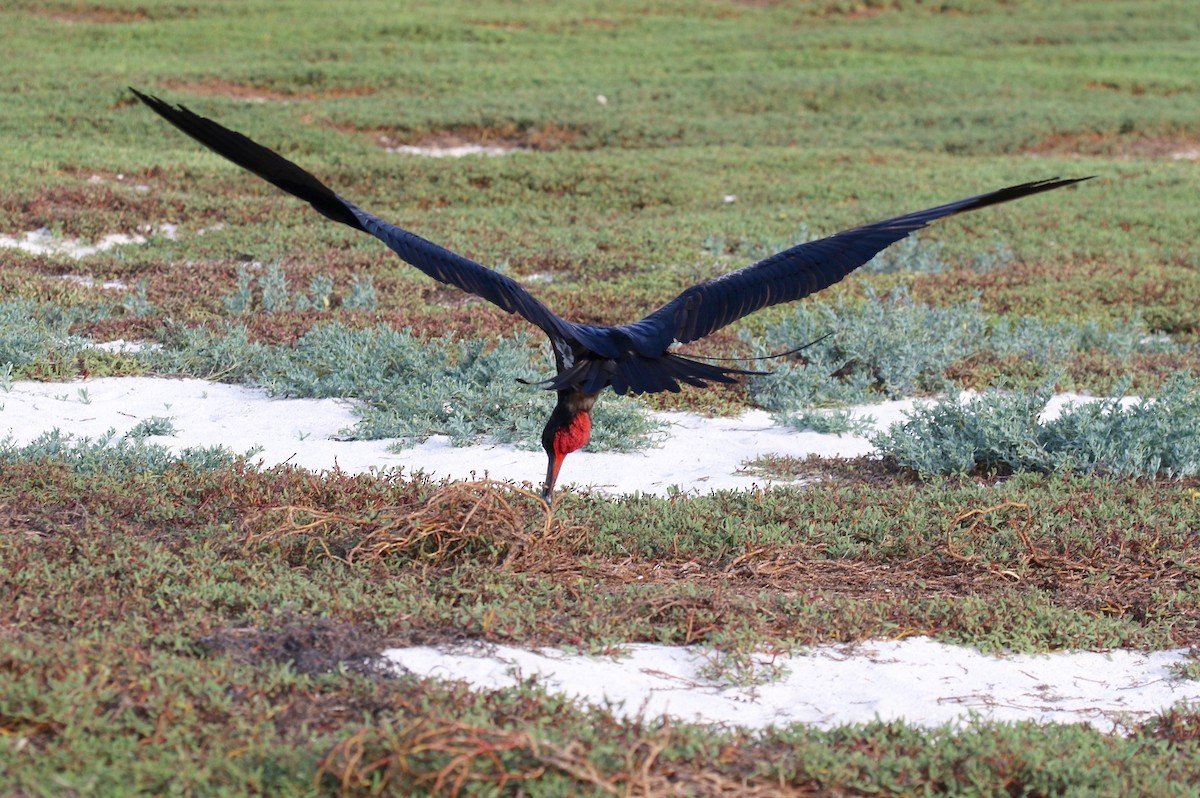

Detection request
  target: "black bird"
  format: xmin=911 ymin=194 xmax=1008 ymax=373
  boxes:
xmin=132 ymin=89 xmax=1090 ymax=500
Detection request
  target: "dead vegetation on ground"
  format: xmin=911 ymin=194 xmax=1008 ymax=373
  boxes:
xmin=226 ymin=476 xmax=1200 ymax=650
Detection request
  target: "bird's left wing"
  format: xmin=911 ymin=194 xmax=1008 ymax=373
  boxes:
xmin=132 ymin=89 xmax=571 ymax=338
xmin=623 ymin=177 xmax=1091 ymax=352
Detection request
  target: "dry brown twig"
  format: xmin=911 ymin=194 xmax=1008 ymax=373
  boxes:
xmin=317 ymin=716 xmax=811 ymax=797
xmin=945 ymin=501 xmax=1039 ymax=564
xmin=242 ymin=479 xmax=573 ymax=568
xmin=945 ymin=500 xmax=1101 ymax=576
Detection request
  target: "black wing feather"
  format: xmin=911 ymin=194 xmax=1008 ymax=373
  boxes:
xmin=132 ymin=89 xmax=570 ymax=338
xmin=626 ymin=177 xmax=1091 ymax=352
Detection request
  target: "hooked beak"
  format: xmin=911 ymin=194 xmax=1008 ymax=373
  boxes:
xmin=541 ymin=453 xmax=562 ymax=504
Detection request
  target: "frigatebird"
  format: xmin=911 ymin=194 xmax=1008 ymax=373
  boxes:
xmin=132 ymin=89 xmax=1089 ymax=500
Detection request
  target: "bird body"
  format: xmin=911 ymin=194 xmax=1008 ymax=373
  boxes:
xmin=132 ymin=89 xmax=1090 ymax=500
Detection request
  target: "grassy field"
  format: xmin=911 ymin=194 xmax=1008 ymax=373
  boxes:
xmin=2 ymin=0 xmax=1200 ymax=794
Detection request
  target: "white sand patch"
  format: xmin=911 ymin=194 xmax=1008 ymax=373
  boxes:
xmin=0 ymin=376 xmax=1108 ymax=495
xmin=88 ymin=339 xmax=159 ymax=354
xmin=0 ymin=377 xmax=391 ymax=473
xmin=386 ymin=143 xmax=518 ymax=157
xmin=0 ymin=228 xmax=147 ymax=259
xmin=56 ymin=274 xmax=129 ymax=291
xmin=0 ymin=224 xmax=177 ymax=260
xmin=385 ymin=638 xmax=1200 ymax=731
xmin=88 ymin=172 xmax=153 ymax=192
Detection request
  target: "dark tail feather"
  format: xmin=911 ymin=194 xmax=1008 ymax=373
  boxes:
xmin=660 ymin=353 xmax=764 ymax=387
xmin=131 ymin=88 xmax=365 ymax=232
xmin=617 ymin=353 xmax=764 ymax=396
xmin=530 ymin=353 xmax=764 ymax=395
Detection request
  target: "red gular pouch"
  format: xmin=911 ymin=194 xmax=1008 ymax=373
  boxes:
xmin=545 ymin=411 xmax=591 ymax=500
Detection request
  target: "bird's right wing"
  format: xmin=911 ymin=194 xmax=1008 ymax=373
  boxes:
xmin=624 ymin=177 xmax=1091 ymax=352
xmin=132 ymin=89 xmax=571 ymax=339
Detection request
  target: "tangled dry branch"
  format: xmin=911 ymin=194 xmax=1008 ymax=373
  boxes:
xmin=242 ymin=480 xmax=576 ymax=569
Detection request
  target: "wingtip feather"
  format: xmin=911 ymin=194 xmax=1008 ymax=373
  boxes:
xmin=131 ymin=87 xmax=365 ymax=231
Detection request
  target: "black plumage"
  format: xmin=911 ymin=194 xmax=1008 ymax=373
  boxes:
xmin=132 ymin=89 xmax=1090 ymax=499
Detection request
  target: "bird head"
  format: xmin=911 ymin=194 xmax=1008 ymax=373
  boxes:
xmin=541 ymin=390 xmax=596 ymax=502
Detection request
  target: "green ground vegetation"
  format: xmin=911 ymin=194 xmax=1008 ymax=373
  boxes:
xmin=2 ymin=0 xmax=1199 ymax=794
xmin=2 ymin=460 xmax=1200 ymax=795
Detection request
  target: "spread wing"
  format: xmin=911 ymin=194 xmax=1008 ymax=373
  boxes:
xmin=132 ymin=89 xmax=571 ymax=338
xmin=624 ymin=177 xmax=1091 ymax=352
